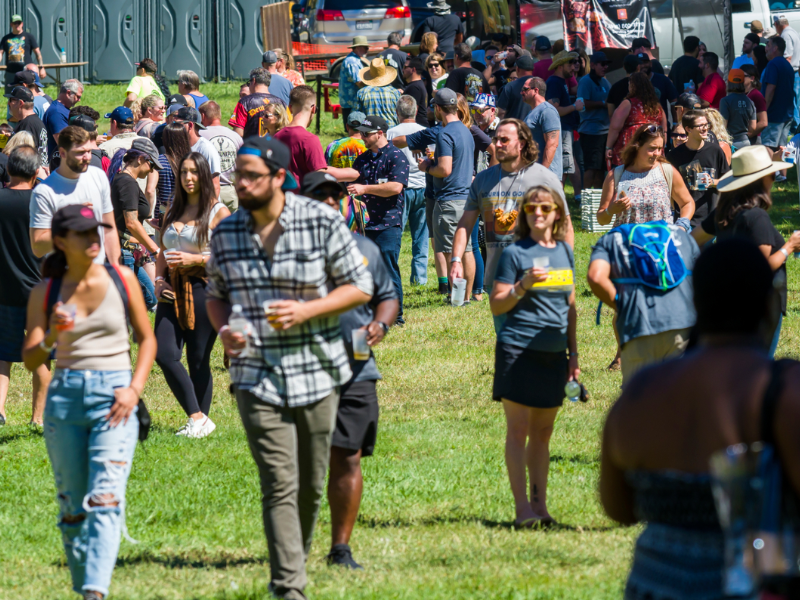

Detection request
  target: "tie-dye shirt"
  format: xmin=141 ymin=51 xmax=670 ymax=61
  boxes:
xmin=325 ymin=136 xmax=367 ymax=168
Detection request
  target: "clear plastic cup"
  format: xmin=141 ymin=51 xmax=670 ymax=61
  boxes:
xmin=164 ymin=249 xmax=180 ymax=266
xmin=352 ymin=329 xmax=370 ymax=361
xmin=263 ymin=300 xmax=282 ymax=330
xmin=57 ymin=304 xmax=77 ymax=331
xmin=451 ymin=278 xmax=467 ymax=306
xmin=533 ymin=256 xmax=550 ymax=271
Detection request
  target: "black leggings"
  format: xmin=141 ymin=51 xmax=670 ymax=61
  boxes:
xmin=154 ymin=279 xmax=217 ymax=417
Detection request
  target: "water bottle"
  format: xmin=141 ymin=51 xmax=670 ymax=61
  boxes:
xmin=228 ymin=304 xmax=252 ymax=357
xmin=565 ymin=380 xmax=581 ymax=403
xmin=60 ymin=48 xmax=66 ymax=64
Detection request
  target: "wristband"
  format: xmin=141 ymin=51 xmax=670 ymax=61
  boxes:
xmin=40 ymin=339 xmax=56 ymax=353
xmin=377 ymin=321 xmax=390 ymax=334
xmin=155 ymin=276 xmax=165 ymax=282
xmin=450 ymin=256 xmax=461 ymax=263
xmin=781 ymin=247 xmax=789 ymax=259
xmin=568 ymin=352 xmax=579 ymax=358
xmin=511 ymin=283 xmax=525 ymax=300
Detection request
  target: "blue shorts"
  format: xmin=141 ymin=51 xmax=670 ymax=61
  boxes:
xmin=0 ymin=305 xmax=27 ymax=362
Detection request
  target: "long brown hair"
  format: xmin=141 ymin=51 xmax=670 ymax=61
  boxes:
xmin=627 ymin=72 xmax=661 ymax=117
xmin=515 ymin=186 xmax=567 ymax=242
xmin=456 ymin=93 xmax=472 ymax=128
xmin=162 ymin=123 xmax=192 ymax=182
xmin=715 ymin=180 xmax=772 ymax=228
xmin=161 ymin=152 xmax=218 ymax=249
xmin=620 ymin=124 xmax=668 ymax=168
xmin=497 ymin=118 xmax=539 ymax=165
xmin=420 ymin=32 xmax=438 ymax=54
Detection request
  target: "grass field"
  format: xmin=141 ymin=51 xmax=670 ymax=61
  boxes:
xmin=2 ymin=83 xmax=800 ymax=599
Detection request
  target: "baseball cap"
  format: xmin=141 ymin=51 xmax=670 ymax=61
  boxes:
xmin=301 ymin=171 xmax=347 ymax=197
xmin=10 ymin=14 xmax=22 ymax=23
xmin=623 ymin=54 xmax=641 ymax=72
xmin=515 ymin=55 xmax=535 ymax=71
xmin=105 ymin=106 xmax=134 ymax=125
xmin=167 ymin=93 xmax=189 ymax=106
xmin=262 ymin=51 xmax=278 ymax=65
xmin=591 ymin=51 xmax=610 ymax=64
xmin=751 ymin=19 xmax=764 ymax=33
xmin=237 ymin=137 xmax=298 ymax=190
xmin=534 ymin=36 xmax=551 ymax=51
xmin=174 ymin=106 xmax=207 ymax=130
xmin=131 ymin=137 xmax=163 ymax=169
xmin=346 ymin=110 xmax=366 ymax=126
xmin=744 ymin=32 xmax=761 ymax=45
xmin=4 ymin=85 xmax=33 ymax=102
xmin=470 ymin=93 xmax=496 ymax=110
xmin=728 ymin=68 xmax=745 ymax=84
xmin=355 ymin=115 xmax=389 ymax=133
xmin=443 ymin=50 xmax=455 ymax=62
xmin=166 ymin=103 xmax=184 ymax=117
xmin=52 ymin=204 xmax=112 ymax=238
xmin=675 ymin=92 xmax=702 ymax=109
xmin=68 ymin=114 xmax=98 ymax=132
xmin=636 ymin=52 xmax=651 ymax=63
xmin=13 ymin=70 xmax=36 ymax=86
xmin=433 ymin=88 xmax=458 ymax=106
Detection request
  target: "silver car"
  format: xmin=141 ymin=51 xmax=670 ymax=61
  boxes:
xmin=306 ymin=0 xmax=412 ymax=45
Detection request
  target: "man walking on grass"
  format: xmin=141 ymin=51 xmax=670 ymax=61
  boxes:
xmin=206 ymin=136 xmax=372 ymax=600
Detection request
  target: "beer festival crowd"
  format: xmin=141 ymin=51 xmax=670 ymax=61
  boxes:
xmin=5 ymin=7 xmax=800 ymax=600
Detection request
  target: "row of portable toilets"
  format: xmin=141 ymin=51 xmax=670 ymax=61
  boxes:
xmin=5 ymin=0 xmax=273 ymax=83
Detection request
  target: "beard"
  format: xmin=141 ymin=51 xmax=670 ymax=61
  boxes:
xmin=238 ymin=188 xmax=274 ymax=211
xmin=65 ymin=155 xmax=90 ymax=173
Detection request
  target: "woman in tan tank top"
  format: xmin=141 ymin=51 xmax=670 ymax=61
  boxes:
xmin=22 ymin=204 xmax=156 ymax=600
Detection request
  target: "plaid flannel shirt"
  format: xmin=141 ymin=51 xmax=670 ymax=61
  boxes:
xmin=356 ymin=86 xmax=402 ymax=127
xmin=206 ymin=192 xmax=373 ymax=407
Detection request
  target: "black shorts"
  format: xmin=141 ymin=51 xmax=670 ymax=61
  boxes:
xmin=492 ymin=343 xmax=567 ymax=408
xmin=332 ymin=379 xmax=379 ymax=456
xmin=579 ymin=133 xmax=607 ymax=172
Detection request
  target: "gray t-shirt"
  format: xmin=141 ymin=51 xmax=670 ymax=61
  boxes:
xmin=525 ymin=102 xmax=562 ymax=179
xmin=433 ymin=120 xmax=474 ymax=202
xmin=200 ymin=125 xmax=243 ymax=187
xmin=339 ymin=234 xmax=398 ymax=382
xmin=268 ymin=73 xmax=294 ymax=105
xmin=782 ymin=26 xmax=800 ymax=70
xmin=465 ymin=163 xmax=567 ymax=290
xmin=30 ymin=166 xmax=114 ymax=264
xmin=718 ymin=94 xmax=756 ymax=144
xmin=494 ymin=238 xmax=574 ymax=351
xmin=191 ymin=137 xmax=222 ymax=178
xmin=590 ymin=225 xmax=699 ymax=345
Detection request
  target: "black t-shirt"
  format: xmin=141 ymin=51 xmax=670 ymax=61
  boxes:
xmin=13 ymin=114 xmax=47 ymax=167
xmin=403 ymin=79 xmax=429 ymax=127
xmin=702 ymin=207 xmax=787 ymax=313
xmin=650 ymin=59 xmax=665 ymax=76
xmin=668 ymin=55 xmax=703 ymax=94
xmin=497 ymin=75 xmax=532 ymax=120
xmin=0 ymin=32 xmax=39 ymax=73
xmin=667 ymin=141 xmax=729 ymax=225
xmin=444 ymin=67 xmax=490 ymax=103
xmin=111 ymin=172 xmax=150 ymax=237
xmin=0 ymin=152 xmax=8 ymax=184
xmin=421 ymin=14 xmax=464 ymax=54
xmin=650 ymin=73 xmax=677 ymax=116
xmin=379 ymin=47 xmax=407 ymax=89
xmin=607 ymin=76 xmax=630 ymax=110
xmin=0 ymin=188 xmax=41 ymax=307
xmin=754 ymin=45 xmax=768 ymax=76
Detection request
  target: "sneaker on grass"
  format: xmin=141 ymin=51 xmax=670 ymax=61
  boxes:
xmin=176 ymin=416 xmax=216 ymax=438
xmin=326 ymin=544 xmax=363 ymax=570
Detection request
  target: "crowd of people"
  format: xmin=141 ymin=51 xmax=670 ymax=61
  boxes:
xmin=2 ymin=5 xmax=800 ymax=599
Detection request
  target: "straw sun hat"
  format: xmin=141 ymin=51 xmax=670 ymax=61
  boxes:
xmin=549 ymin=50 xmax=579 ymax=71
xmin=716 ymin=146 xmax=793 ymax=192
xmin=359 ymin=57 xmax=397 ymax=87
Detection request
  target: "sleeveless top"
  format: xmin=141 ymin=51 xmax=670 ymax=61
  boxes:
xmin=614 ymin=164 xmax=673 ymax=225
xmin=55 ymin=278 xmax=131 ymax=371
xmin=612 ymin=98 xmax=662 ymax=167
xmin=162 ymin=202 xmax=225 ymax=254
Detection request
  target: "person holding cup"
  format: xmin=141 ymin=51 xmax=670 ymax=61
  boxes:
xmin=154 ymin=152 xmax=230 ymax=438
xmin=22 ymin=203 xmax=156 ymax=600
xmin=489 ymin=185 xmax=578 ymax=528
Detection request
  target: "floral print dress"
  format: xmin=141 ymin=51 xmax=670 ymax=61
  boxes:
xmin=612 ymin=98 xmax=663 ymax=167
xmin=614 ymin=164 xmax=673 ymax=225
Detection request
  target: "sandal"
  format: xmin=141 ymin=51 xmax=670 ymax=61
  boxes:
xmin=607 ymin=358 xmax=621 ymax=372
xmin=513 ymin=517 xmax=539 ymax=529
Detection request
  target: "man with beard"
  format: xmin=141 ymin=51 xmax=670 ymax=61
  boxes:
xmin=29 ymin=125 xmax=120 ymax=264
xmin=449 ymin=119 xmax=572 ymax=332
xmin=205 ymin=136 xmax=372 ymax=600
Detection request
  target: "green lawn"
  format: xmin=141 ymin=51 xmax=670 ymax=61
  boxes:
xmin=2 ymin=84 xmax=800 ymax=598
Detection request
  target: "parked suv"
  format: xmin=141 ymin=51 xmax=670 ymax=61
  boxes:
xmin=303 ymin=0 xmax=413 ymax=45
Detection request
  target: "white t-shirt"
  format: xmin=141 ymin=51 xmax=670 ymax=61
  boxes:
xmin=192 ymin=137 xmax=222 ymax=178
xmin=199 ymin=126 xmax=242 ymax=186
xmin=30 ymin=166 xmax=114 ymax=264
xmin=387 ymin=122 xmax=427 ymax=189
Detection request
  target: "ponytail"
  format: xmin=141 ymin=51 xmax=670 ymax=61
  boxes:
xmin=41 ymin=249 xmax=68 ymax=279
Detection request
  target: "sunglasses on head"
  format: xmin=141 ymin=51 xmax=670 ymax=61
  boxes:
xmin=643 ymin=124 xmax=663 ymax=135
xmin=523 ymin=202 xmax=557 ymax=214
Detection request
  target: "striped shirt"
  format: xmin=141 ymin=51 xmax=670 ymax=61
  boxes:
xmin=154 ymin=154 xmax=174 ymax=220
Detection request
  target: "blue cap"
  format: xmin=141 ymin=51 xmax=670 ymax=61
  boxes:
xmin=470 ymin=93 xmax=496 ymax=109
xmin=535 ymin=36 xmax=551 ymax=51
xmin=590 ymin=51 xmax=610 ymax=64
xmin=347 ymin=111 xmax=366 ymax=126
xmin=104 ymin=106 xmax=134 ymax=125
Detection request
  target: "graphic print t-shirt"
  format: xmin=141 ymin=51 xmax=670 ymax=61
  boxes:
xmin=13 ymin=113 xmax=48 ymax=167
xmin=444 ymin=67 xmax=490 ymax=103
xmin=1 ymin=32 xmax=37 ymax=73
xmin=200 ymin=126 xmax=243 ymax=186
xmin=667 ymin=141 xmax=729 ymax=225
xmin=228 ymin=92 xmax=286 ymax=139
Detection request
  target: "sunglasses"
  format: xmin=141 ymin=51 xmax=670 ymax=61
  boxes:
xmin=428 ymin=62 xmax=441 ymax=68
xmin=309 ymin=189 xmax=346 ymax=201
xmin=670 ymin=132 xmax=688 ymax=139
xmin=569 ymin=59 xmax=580 ymax=64
xmin=523 ymin=202 xmax=557 ymax=215
xmin=643 ymin=124 xmax=664 ymax=134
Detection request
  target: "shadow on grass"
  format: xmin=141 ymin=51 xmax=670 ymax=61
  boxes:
xmin=550 ymin=454 xmax=598 ymax=466
xmin=358 ymin=513 xmax=620 ymax=533
xmin=113 ymin=549 xmax=266 ymax=569
xmin=0 ymin=425 xmax=43 ymax=445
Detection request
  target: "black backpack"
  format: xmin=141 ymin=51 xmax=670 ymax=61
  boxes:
xmin=44 ymin=264 xmax=151 ymax=441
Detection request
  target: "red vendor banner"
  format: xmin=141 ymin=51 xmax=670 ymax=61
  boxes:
xmin=562 ymin=0 xmax=655 ymax=54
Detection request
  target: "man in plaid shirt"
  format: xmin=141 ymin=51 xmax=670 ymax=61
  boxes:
xmin=338 ymin=37 xmax=370 ymax=132
xmin=206 ymin=136 xmax=372 ymax=600
xmin=356 ymin=58 xmax=402 ymax=127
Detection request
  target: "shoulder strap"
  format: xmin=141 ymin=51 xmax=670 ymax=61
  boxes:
xmin=659 ymin=161 xmax=673 ymax=195
xmin=44 ymin=277 xmax=62 ymax=318
xmin=105 ymin=264 xmax=131 ymax=326
xmin=761 ymin=360 xmax=789 ymax=445
xmin=613 ymin=165 xmax=624 ymax=190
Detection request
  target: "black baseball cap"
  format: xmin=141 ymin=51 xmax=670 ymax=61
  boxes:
xmin=52 ymin=204 xmax=112 ymax=238
xmin=68 ymin=114 xmax=97 ymax=132
xmin=301 ymin=171 xmax=347 ymax=197
xmin=167 ymin=93 xmax=189 ymax=107
xmin=4 ymin=85 xmax=33 ymax=102
xmin=356 ymin=115 xmax=389 ymax=133
xmin=635 ymin=52 xmax=651 ymax=63
xmin=237 ymin=137 xmax=298 ymax=190
xmin=675 ymin=92 xmax=702 ymax=109
xmin=623 ymin=54 xmax=641 ymax=73
xmin=745 ymin=32 xmax=761 ymax=45
xmin=13 ymin=70 xmax=36 ymax=86
xmin=174 ymin=106 xmax=206 ymax=130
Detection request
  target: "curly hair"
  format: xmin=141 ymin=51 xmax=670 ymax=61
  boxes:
xmin=627 ymin=72 xmax=661 ymax=117
xmin=515 ymin=186 xmax=568 ymax=241
xmin=620 ymin=124 xmax=669 ymax=168
xmin=706 ymin=108 xmax=731 ymax=145
xmin=497 ymin=118 xmax=539 ymax=165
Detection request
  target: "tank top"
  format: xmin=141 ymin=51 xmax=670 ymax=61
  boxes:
xmin=161 ymin=202 xmax=224 ymax=254
xmin=614 ymin=164 xmax=674 ymax=225
xmin=55 ymin=278 xmax=131 ymax=371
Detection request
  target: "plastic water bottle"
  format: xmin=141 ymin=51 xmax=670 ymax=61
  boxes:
xmin=60 ymin=48 xmax=66 ymax=64
xmin=565 ymin=380 xmax=581 ymax=403
xmin=228 ymin=304 xmax=252 ymax=357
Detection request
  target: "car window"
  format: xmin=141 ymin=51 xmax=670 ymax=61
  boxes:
xmin=323 ymin=0 xmax=402 ymax=9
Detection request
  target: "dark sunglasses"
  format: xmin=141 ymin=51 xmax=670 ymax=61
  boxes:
xmin=428 ymin=62 xmax=441 ymax=67
xmin=643 ymin=124 xmax=663 ymax=134
xmin=309 ymin=189 xmax=346 ymax=201
xmin=670 ymin=132 xmax=688 ymax=139
xmin=569 ymin=59 xmax=580 ymax=64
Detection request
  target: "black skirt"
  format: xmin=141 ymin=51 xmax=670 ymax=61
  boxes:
xmin=493 ymin=343 xmax=568 ymax=408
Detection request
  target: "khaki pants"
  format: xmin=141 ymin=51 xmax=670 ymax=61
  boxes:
xmin=219 ymin=185 xmax=238 ymax=212
xmin=621 ymin=328 xmax=691 ymax=385
xmin=235 ymin=388 xmax=339 ymax=600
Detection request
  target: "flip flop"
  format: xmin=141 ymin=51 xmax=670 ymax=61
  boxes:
xmin=513 ymin=517 xmax=539 ymax=529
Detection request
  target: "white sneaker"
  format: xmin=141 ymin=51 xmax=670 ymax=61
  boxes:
xmin=176 ymin=417 xmax=194 ymax=436
xmin=185 ymin=416 xmax=216 ymax=439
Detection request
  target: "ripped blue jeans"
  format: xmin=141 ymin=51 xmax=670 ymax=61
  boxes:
xmin=43 ymin=369 xmax=138 ymax=597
